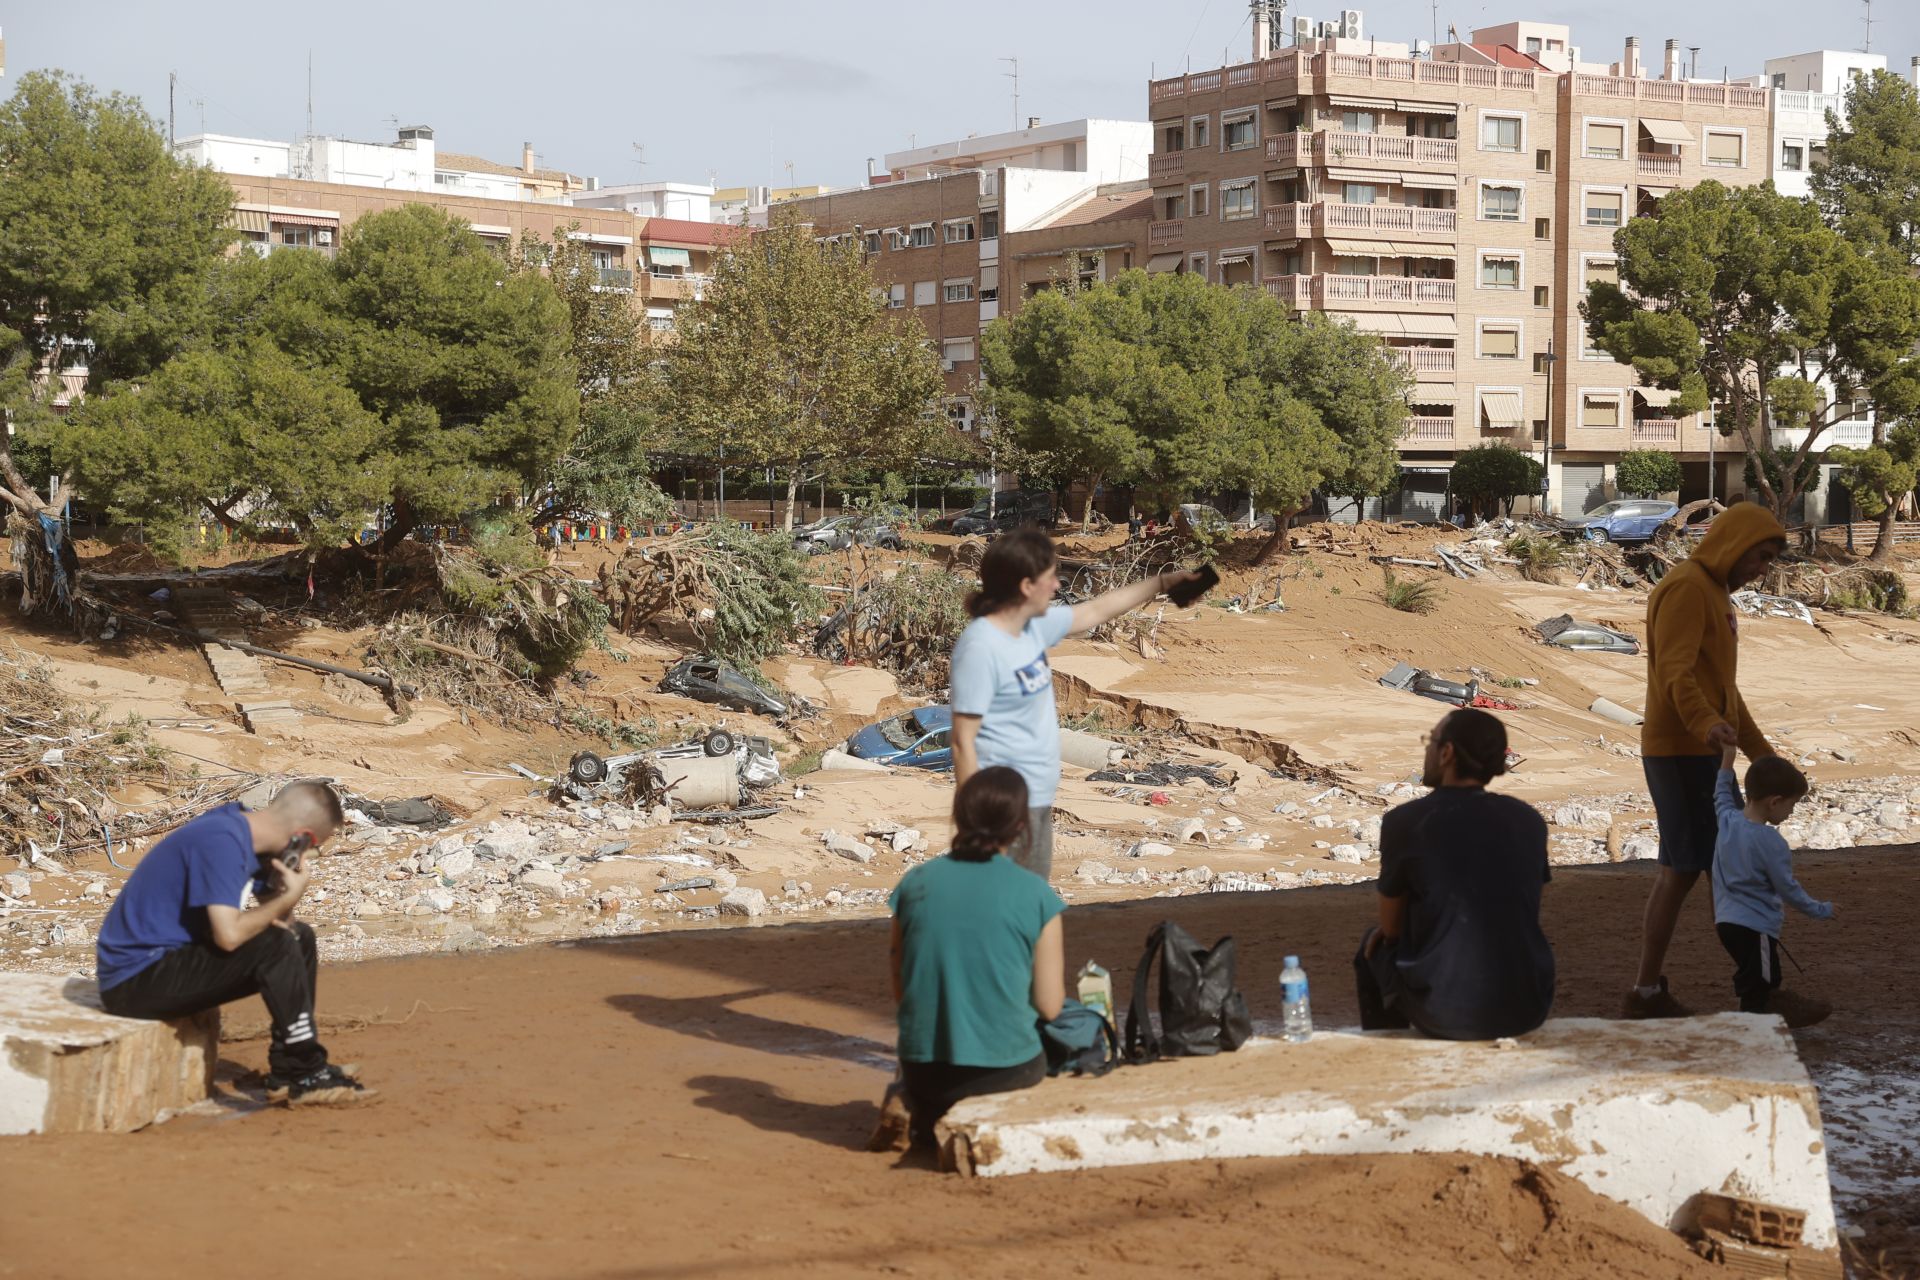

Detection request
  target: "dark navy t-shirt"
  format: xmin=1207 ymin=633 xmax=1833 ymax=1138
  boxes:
xmin=96 ymin=804 xmax=258 ymax=990
xmin=1376 ymin=787 xmax=1555 ymax=1040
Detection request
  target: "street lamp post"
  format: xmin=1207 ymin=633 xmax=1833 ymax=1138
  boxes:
xmin=1540 ymin=338 xmax=1558 ymax=516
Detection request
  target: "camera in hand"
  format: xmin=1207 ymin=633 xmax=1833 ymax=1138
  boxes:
xmin=1167 ymin=564 xmax=1219 ymax=608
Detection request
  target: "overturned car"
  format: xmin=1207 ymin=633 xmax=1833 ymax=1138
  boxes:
xmin=1534 ymin=614 xmax=1641 ymax=655
xmin=561 ymin=726 xmax=781 ymax=806
xmin=659 ymin=656 xmax=789 ymax=719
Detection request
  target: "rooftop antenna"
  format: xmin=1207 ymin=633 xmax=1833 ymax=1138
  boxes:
xmin=1860 ymin=0 xmax=1874 ymax=52
xmin=1431 ymin=0 xmax=1440 ymax=46
xmin=629 ymin=143 xmax=648 ymax=175
xmin=168 ymin=71 xmax=176 ymax=146
xmin=1000 ymin=56 xmax=1020 ymax=131
xmin=784 ymin=160 xmax=796 ymax=187
xmin=191 ymin=96 xmax=206 ymax=134
xmin=1687 ymin=46 xmax=1701 ymax=79
xmin=305 ymin=51 xmax=313 ymax=139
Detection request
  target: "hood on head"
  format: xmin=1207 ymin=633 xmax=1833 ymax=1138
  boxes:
xmin=1690 ymin=502 xmax=1787 ymax=583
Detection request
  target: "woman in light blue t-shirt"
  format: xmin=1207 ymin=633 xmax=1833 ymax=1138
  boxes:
xmin=950 ymin=528 xmax=1201 ymax=880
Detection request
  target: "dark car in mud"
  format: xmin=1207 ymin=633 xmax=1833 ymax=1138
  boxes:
xmin=659 ymin=657 xmax=788 ymax=718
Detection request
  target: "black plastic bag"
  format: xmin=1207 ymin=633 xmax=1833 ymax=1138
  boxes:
xmin=1123 ymin=920 xmax=1253 ymax=1062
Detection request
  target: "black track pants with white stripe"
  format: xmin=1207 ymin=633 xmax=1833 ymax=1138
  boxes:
xmin=1714 ymin=921 xmax=1783 ymax=1015
xmin=102 ymin=921 xmax=329 ymax=1077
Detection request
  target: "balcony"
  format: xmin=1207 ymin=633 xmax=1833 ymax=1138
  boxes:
xmin=1149 ymin=221 xmax=1185 ymax=248
xmin=1267 ymin=130 xmax=1458 ymax=170
xmin=1265 ymin=201 xmax=1456 ymax=240
xmin=1630 ymin=419 xmax=1680 ymax=444
xmin=1149 ymin=152 xmax=1186 ymax=185
xmin=645 ymin=272 xmax=710 ymax=301
xmin=1403 ymin=415 xmax=1456 ymax=442
xmin=1265 ymin=273 xmax=1457 ymax=311
xmin=1572 ymin=75 xmax=1768 ymax=111
xmin=1387 ymin=346 xmax=1456 ymax=377
xmin=594 ymin=266 xmax=634 ymax=291
xmin=1149 ymin=47 xmax=1553 ymax=105
xmin=1635 ymin=152 xmax=1681 ymax=179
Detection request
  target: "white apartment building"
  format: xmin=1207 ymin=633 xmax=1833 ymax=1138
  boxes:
xmin=567 ymin=182 xmax=716 ymax=222
xmin=174 ymin=127 xmax=593 ymax=202
xmin=1761 ymin=49 xmax=1887 ymax=199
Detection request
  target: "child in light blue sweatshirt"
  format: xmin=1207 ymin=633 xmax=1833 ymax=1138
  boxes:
xmin=1712 ymin=742 xmax=1835 ymax=1027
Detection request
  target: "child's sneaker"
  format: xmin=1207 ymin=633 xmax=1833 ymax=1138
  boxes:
xmin=1765 ymin=990 xmax=1832 ymax=1029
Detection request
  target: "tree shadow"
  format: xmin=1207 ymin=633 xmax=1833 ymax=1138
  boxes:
xmin=684 ymin=1073 xmax=877 ymax=1152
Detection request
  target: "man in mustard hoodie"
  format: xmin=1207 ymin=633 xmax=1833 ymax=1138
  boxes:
xmin=1625 ymin=501 xmax=1788 ymax=1019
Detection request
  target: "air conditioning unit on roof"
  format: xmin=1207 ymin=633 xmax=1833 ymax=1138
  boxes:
xmin=1341 ymin=9 xmax=1363 ymax=39
xmin=1293 ymin=15 xmax=1314 ymax=42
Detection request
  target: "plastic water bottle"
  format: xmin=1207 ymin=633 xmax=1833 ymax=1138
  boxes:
xmin=1281 ymin=955 xmax=1313 ymax=1043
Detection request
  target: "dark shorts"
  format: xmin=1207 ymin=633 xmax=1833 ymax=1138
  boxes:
xmin=1644 ymin=754 xmax=1722 ymax=874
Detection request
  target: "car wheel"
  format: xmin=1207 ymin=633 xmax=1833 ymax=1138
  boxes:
xmin=568 ymin=751 xmax=608 ymax=786
xmin=1585 ymin=527 xmax=1609 ymax=543
xmin=701 ymin=728 xmax=736 ymax=757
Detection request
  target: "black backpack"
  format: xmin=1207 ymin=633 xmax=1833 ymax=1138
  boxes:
xmin=1123 ymin=920 xmax=1253 ymax=1062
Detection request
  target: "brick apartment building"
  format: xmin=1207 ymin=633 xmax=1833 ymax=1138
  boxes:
xmin=782 ymin=120 xmax=1153 ymax=437
xmin=1148 ymin=16 xmax=1778 ymax=517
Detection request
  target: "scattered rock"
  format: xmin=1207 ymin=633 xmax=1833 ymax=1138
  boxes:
xmin=890 ymin=828 xmax=921 ymax=854
xmin=823 ymin=830 xmax=876 ymax=864
xmin=1309 ymin=815 xmax=1337 ymax=829
xmin=718 ymin=887 xmax=768 ymax=918
xmin=1175 ymin=818 xmax=1209 ymax=845
xmin=82 ymin=881 xmax=108 ymax=900
xmin=352 ymin=902 xmax=385 ymax=918
xmin=1128 ymin=841 xmax=1175 ymax=859
xmin=518 ymin=867 xmax=568 ymax=898
xmin=1617 ymin=835 xmax=1660 ymax=862
xmin=423 ymin=887 xmax=455 ymax=914
xmin=1552 ymin=805 xmax=1613 ymax=832
xmin=436 ymin=849 xmax=476 ymax=881
xmin=1805 ymin=823 xmax=1850 ymax=851
xmin=1876 ymin=804 xmax=1909 ymax=832
xmin=1075 ymin=860 xmax=1114 ymax=883
xmin=1328 ymin=844 xmax=1371 ymax=864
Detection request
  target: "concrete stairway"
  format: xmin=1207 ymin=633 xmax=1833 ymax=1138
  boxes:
xmin=171 ymin=586 xmax=299 ymax=732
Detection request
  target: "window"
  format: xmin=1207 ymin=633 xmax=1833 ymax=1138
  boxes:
xmin=908 ymin=224 xmax=936 ymax=248
xmin=1536 ymin=148 xmax=1552 ymax=172
xmin=1269 ymin=248 xmax=1303 ymax=276
xmin=1534 ymin=217 xmax=1551 ymax=239
xmin=887 ymin=284 xmax=906 ymax=309
xmin=1525 ymin=36 xmax=1542 ymax=55
xmin=946 ymin=400 xmax=971 ymax=429
xmin=1479 ymin=253 xmax=1521 ymax=289
xmin=1163 ymin=193 xmax=1186 ymax=220
xmin=1809 ymin=142 xmax=1829 ymax=169
xmin=888 ymin=229 xmax=909 ymax=251
xmin=1583 ymin=257 xmax=1618 ymax=287
xmin=862 ymin=231 xmax=882 ymax=255
xmin=1582 ymin=395 xmax=1622 ymax=428
xmin=1189 ymin=116 xmax=1210 ymax=149
xmin=1343 ymin=182 xmax=1378 ymax=205
xmin=980 ymin=210 xmax=1001 ymax=238
xmin=1223 ymin=112 xmax=1257 ymax=151
xmin=942 ymin=338 xmax=976 ymax=366
xmin=1163 ymin=123 xmax=1185 ymax=151
xmin=912 ymin=280 xmax=936 ymax=307
xmin=1481 ymin=112 xmax=1523 ymax=153
xmin=1781 ymin=142 xmax=1805 ymax=171
xmin=1334 ymin=255 xmax=1378 ymax=276
xmin=1584 ymin=121 xmax=1625 ymax=160
xmin=1533 ymin=353 xmax=1553 ymax=374
xmin=1187 ymin=252 xmax=1208 ymax=276
xmin=1533 ymin=285 xmax=1550 ymax=308
xmin=944 ymin=219 xmax=976 ymax=243
xmin=1479 ymin=182 xmax=1522 ymax=222
xmin=1220 ymin=179 xmax=1256 ymax=221
xmin=1584 ymin=190 xmax=1623 ymax=227
xmin=1480 ymin=326 xmax=1521 ymax=359
xmin=943 ymin=279 xmax=974 ymax=302
xmin=1705 ymin=131 xmax=1743 ymax=166
xmin=1340 ymin=110 xmax=1376 ymax=135
xmin=279 ymin=225 xmax=315 ymax=248
xmin=1189 ymin=184 xmax=1210 ymax=217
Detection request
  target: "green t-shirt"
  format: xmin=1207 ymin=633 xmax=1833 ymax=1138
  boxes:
xmin=889 ymin=853 xmax=1066 ymax=1068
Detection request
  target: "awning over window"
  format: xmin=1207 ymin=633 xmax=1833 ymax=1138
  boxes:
xmin=1146 ymin=252 xmax=1183 ymax=274
xmin=1343 ymin=314 xmax=1407 ymax=335
xmin=1387 ymin=242 xmax=1454 ymax=259
xmin=1217 ymin=252 xmax=1252 ymax=266
xmin=1263 ymin=238 xmax=1299 ymax=252
xmin=1399 ymin=174 xmax=1456 ymax=190
xmin=1266 ymin=96 xmax=1298 ymax=111
xmin=647 ymin=246 xmax=692 ymax=267
xmin=1639 ymin=184 xmax=1675 ymax=196
xmin=227 ymin=208 xmax=269 ymax=234
xmin=1324 ymin=166 xmax=1403 ymax=184
xmin=1397 ymin=99 xmax=1457 ymax=115
xmin=1634 ymin=386 xmax=1681 ymax=406
xmin=1326 ymin=239 xmax=1383 ymax=257
xmin=1639 ymin=118 xmax=1694 ymax=145
xmin=1480 ymin=390 xmax=1525 ymax=428
xmin=1399 ymin=314 xmax=1458 ymax=337
xmin=269 ymin=212 xmax=338 ymax=228
xmin=1328 ymin=94 xmax=1396 ymax=110
xmin=1264 ymin=168 xmax=1300 ymax=183
xmin=469 ymin=223 xmax=511 ymax=238
xmin=1411 ymin=382 xmax=1458 ymax=401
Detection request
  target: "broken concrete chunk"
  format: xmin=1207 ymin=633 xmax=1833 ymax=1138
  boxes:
xmin=823 ymin=830 xmax=876 ymax=864
xmin=1074 ymin=860 xmax=1114 ymax=883
xmin=890 ymin=828 xmax=921 ymax=853
xmin=1128 ymin=841 xmax=1175 ymax=859
xmin=1175 ymin=818 xmax=1209 ymax=845
xmin=1328 ymin=844 xmax=1371 ymax=864
xmin=718 ymin=887 xmax=767 ymax=918
xmin=518 ymin=867 xmax=568 ymax=898
xmin=436 ymin=849 xmax=476 ymax=881
xmin=1552 ymin=805 xmax=1614 ymax=832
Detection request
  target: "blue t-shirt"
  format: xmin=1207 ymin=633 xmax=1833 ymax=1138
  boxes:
xmin=950 ymin=603 xmax=1075 ymax=806
xmin=889 ymin=854 xmax=1066 ymax=1067
xmin=96 ymin=804 xmax=259 ymax=990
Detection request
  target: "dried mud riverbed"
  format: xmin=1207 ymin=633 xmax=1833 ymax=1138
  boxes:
xmin=7 ymin=847 xmax=1917 ymax=1280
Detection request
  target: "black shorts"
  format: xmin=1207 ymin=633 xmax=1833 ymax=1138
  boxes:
xmin=1644 ymin=754 xmax=1721 ymax=874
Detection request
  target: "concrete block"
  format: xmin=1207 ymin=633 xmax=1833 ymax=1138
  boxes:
xmin=1 ymin=974 xmax=218 ymax=1134
xmin=938 ymin=1014 xmax=1837 ymax=1251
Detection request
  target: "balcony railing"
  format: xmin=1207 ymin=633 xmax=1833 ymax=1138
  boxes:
xmin=1149 ymin=152 xmax=1186 ymax=184
xmin=1403 ymin=415 xmax=1456 ymax=441
xmin=1776 ymin=90 xmax=1842 ymax=118
xmin=1635 ymin=152 xmax=1682 ymax=178
xmin=1630 ymin=420 xmax=1680 ymax=443
xmin=1149 ymin=221 xmax=1185 ymax=247
xmin=1267 ymin=130 xmax=1458 ymax=168
xmin=1572 ymin=75 xmax=1768 ymax=109
xmin=1266 ymin=201 xmax=1457 ymax=238
xmin=1388 ymin=346 xmax=1456 ymax=375
xmin=595 ymin=266 xmax=634 ymax=291
xmin=1265 ymin=273 xmax=1457 ymax=309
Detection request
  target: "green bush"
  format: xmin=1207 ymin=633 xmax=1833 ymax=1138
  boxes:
xmin=1504 ymin=531 xmax=1568 ymax=583
xmin=1380 ymin=569 xmax=1441 ymax=614
xmin=1449 ymin=445 xmax=1543 ymax=517
xmin=1615 ymin=450 xmax=1683 ymax=498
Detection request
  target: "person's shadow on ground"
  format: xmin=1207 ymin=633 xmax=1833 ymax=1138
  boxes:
xmin=684 ymin=1074 xmax=879 ymax=1152
xmin=604 ymin=988 xmax=894 ymax=1067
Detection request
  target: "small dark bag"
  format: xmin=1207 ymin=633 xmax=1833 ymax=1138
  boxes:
xmin=1123 ymin=920 xmax=1253 ymax=1062
xmin=1038 ymin=998 xmax=1121 ymax=1077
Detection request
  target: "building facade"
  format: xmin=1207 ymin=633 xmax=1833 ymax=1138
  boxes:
xmin=1148 ymin=20 xmax=1776 ymax=516
xmin=175 ymin=128 xmax=592 ymax=202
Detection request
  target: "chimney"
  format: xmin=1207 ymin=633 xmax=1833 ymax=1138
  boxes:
xmin=1625 ymin=36 xmax=1641 ymax=78
xmin=1911 ymin=55 xmax=1919 ymax=87
xmin=1252 ymin=0 xmax=1272 ymax=59
xmin=522 ymin=142 xmax=535 ymax=174
xmin=865 ymin=156 xmax=876 ymax=182
xmin=1663 ymin=39 xmax=1680 ymax=81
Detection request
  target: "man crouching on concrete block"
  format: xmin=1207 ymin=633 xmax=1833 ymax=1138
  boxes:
xmin=95 ymin=780 xmax=371 ymax=1106
xmin=1355 ymin=709 xmax=1556 ymax=1040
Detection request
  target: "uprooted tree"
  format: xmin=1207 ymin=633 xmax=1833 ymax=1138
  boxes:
xmin=0 ymin=70 xmax=235 ymax=616
xmin=661 ymin=216 xmax=953 ymax=531
xmin=56 ymin=204 xmax=579 ymax=557
xmin=1583 ymin=180 xmax=1920 ymax=522
xmin=980 ymin=271 xmax=1407 ymax=558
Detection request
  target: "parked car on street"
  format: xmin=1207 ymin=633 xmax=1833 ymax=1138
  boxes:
xmin=951 ymin=492 xmax=1054 ymax=537
xmin=659 ymin=656 xmax=789 ymax=718
xmin=792 ymin=515 xmax=904 ymax=555
xmin=845 ymin=705 xmax=954 ymax=770
xmin=1559 ymin=500 xmax=1680 ymax=544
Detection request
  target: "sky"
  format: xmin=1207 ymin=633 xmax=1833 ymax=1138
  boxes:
xmin=7 ymin=0 xmax=1917 ymax=192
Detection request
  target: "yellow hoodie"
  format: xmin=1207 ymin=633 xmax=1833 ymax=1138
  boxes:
xmin=1642 ymin=502 xmax=1787 ymax=759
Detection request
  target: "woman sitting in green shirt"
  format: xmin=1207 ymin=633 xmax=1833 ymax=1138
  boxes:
xmin=886 ymin=766 xmax=1065 ymax=1147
